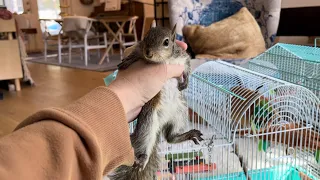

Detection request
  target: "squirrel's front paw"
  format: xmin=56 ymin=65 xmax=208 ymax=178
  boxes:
xmin=177 ymin=72 xmax=189 ymax=91
xmin=133 ymin=154 xmax=148 ymax=171
xmin=178 ymin=81 xmax=188 ymax=91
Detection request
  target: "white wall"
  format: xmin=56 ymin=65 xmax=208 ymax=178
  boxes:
xmin=278 ymin=0 xmax=320 ymax=45
xmin=69 ymin=0 xmax=98 ymax=16
xmin=282 ymin=0 xmax=320 ymax=8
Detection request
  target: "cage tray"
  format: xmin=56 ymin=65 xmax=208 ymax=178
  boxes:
xmin=199 ymin=166 xmax=315 ymax=180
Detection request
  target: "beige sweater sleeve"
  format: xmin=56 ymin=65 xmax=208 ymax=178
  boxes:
xmin=0 ymin=87 xmax=134 ymax=180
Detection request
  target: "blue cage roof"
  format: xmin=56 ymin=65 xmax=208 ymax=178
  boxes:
xmin=265 ymin=43 xmax=320 ymax=63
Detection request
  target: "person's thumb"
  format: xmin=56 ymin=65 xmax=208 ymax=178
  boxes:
xmin=165 ymin=64 xmax=185 ymax=79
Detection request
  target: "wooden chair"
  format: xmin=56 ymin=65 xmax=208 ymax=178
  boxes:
xmin=39 ymin=19 xmax=65 ymax=62
xmin=112 ymin=16 xmax=138 ymax=59
xmin=58 ymin=16 xmax=108 ymax=66
xmin=118 ymin=16 xmax=138 ymax=47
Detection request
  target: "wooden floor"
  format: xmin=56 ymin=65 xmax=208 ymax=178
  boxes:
xmin=0 ymin=62 xmax=112 ymax=137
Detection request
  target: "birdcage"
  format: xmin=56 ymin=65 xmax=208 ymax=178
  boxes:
xmin=126 ymin=60 xmax=320 ymax=180
xmin=242 ymin=41 xmax=320 ymax=98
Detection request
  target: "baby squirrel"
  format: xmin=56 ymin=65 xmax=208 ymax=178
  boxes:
xmin=109 ymin=23 xmax=204 ymax=180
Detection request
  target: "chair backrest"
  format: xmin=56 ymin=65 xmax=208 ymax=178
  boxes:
xmin=14 ymin=14 xmax=31 ymax=30
xmin=116 ymin=16 xmax=139 ymax=35
xmin=127 ymin=16 xmax=138 ymax=34
xmin=168 ymin=0 xmax=282 ymax=48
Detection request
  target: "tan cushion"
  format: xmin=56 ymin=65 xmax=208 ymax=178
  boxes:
xmin=183 ymin=7 xmax=266 ymax=60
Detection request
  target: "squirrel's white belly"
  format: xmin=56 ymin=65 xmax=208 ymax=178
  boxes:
xmin=156 ymin=78 xmax=186 ymax=127
xmin=162 ymin=79 xmax=181 ymax=100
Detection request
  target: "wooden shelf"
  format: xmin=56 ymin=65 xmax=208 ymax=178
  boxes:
xmin=0 ymin=19 xmax=23 ymax=91
xmin=154 ymin=0 xmax=170 ymax=27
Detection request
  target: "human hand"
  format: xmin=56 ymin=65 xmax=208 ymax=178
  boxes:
xmin=108 ymin=40 xmax=188 ymax=122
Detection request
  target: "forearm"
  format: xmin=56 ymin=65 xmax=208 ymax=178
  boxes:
xmin=0 ymin=87 xmax=134 ymax=179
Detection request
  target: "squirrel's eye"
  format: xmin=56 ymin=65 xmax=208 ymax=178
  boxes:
xmin=163 ymin=39 xmax=169 ymax=47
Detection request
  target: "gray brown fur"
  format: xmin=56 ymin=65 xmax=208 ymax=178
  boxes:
xmin=109 ymin=25 xmax=203 ymax=180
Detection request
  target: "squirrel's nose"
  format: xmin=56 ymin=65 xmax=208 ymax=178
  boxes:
xmin=145 ymin=49 xmax=153 ymax=58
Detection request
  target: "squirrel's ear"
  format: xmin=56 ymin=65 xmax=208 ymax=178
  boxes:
xmin=171 ymin=23 xmax=177 ymax=41
xmin=151 ymin=20 xmax=156 ymax=28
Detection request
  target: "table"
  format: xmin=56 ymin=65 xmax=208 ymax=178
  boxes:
xmin=39 ymin=18 xmax=63 ymax=25
xmin=96 ymin=16 xmax=139 ymax=65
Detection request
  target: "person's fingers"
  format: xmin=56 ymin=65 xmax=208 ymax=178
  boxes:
xmin=165 ymin=64 xmax=184 ymax=79
xmin=176 ymin=40 xmax=188 ymax=50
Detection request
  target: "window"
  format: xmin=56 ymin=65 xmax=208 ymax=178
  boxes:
xmin=37 ymin=0 xmax=61 ymax=35
xmin=37 ymin=0 xmax=61 ymax=19
xmin=4 ymin=0 xmax=24 ymax=14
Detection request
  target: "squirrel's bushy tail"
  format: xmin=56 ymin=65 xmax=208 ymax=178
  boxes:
xmin=108 ymin=145 xmax=160 ymax=180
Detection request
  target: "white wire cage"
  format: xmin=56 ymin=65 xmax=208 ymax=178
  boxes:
xmin=127 ymin=60 xmax=320 ymax=180
xmin=243 ymin=43 xmax=320 ymax=98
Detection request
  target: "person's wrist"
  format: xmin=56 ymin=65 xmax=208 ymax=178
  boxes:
xmin=108 ymin=77 xmax=143 ymax=122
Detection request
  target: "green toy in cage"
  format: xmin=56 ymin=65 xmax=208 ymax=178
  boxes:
xmin=250 ymin=98 xmax=273 ymax=152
